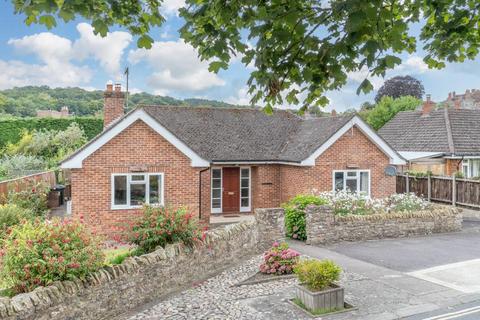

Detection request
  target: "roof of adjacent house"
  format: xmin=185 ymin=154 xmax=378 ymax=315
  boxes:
xmin=143 ymin=105 xmax=354 ymax=162
xmin=61 ymin=105 xmax=405 ymax=168
xmin=379 ymin=108 xmax=480 ymax=156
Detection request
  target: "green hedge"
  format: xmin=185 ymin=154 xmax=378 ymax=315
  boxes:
xmin=0 ymin=117 xmax=103 ymax=148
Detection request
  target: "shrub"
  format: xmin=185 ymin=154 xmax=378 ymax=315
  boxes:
xmin=259 ymin=242 xmax=300 ymax=275
xmin=283 ymin=195 xmax=326 ymax=241
xmin=0 ymin=155 xmax=46 ymax=181
xmin=129 ymin=206 xmax=203 ymax=254
xmin=0 ymin=204 xmax=33 ymax=241
xmin=382 ymin=193 xmax=430 ymax=212
xmin=7 ymin=180 xmax=49 ymax=216
xmin=103 ymin=247 xmax=132 ymax=266
xmin=294 ymin=259 xmax=341 ymax=291
xmin=0 ymin=218 xmax=104 ymax=293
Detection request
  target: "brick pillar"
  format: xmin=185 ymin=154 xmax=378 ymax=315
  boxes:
xmin=104 ymin=83 xmax=125 ymax=128
xmin=305 ymin=205 xmax=335 ymax=245
xmin=255 ymin=208 xmax=285 ymax=249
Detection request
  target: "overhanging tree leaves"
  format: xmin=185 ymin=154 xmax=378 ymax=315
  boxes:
xmin=10 ymin=0 xmax=480 ymax=110
xmin=375 ymin=75 xmax=425 ymax=102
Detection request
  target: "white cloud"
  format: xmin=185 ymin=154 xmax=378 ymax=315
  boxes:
xmin=128 ymin=40 xmax=225 ymax=94
xmin=73 ymin=23 xmax=132 ymax=77
xmin=161 ymin=0 xmax=185 ymax=16
xmin=395 ymin=55 xmax=429 ymax=74
xmin=347 ymin=67 xmax=384 ymax=90
xmin=225 ymin=86 xmax=253 ymax=105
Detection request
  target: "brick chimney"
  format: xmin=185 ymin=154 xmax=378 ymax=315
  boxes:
xmin=331 ymin=109 xmax=337 ymax=117
xmin=454 ymin=98 xmax=461 ymax=110
xmin=422 ymin=94 xmax=434 ymax=116
xmin=104 ymin=82 xmax=125 ymax=128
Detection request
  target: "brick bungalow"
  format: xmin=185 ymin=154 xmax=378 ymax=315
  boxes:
xmin=60 ymin=84 xmax=405 ymax=236
xmin=379 ymin=95 xmax=480 ymax=177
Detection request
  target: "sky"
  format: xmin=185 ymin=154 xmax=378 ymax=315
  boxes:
xmin=1 ymin=1 xmax=480 ymax=112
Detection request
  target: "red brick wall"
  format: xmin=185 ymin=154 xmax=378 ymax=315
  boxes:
xmin=252 ymin=165 xmax=281 ymax=210
xmin=280 ymin=126 xmax=395 ymax=201
xmin=445 ymin=159 xmax=461 ymax=176
xmin=70 ymin=120 xmax=206 ymax=237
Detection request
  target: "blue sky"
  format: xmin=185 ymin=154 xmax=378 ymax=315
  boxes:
xmin=1 ymin=1 xmax=480 ymax=111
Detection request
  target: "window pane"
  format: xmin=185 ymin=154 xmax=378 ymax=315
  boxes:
xmin=212 ymin=198 xmax=221 ymax=208
xmin=241 ymin=198 xmax=249 ymax=207
xmin=346 ymin=179 xmax=357 ymax=193
xmin=472 ymin=160 xmax=480 ymax=177
xmin=347 ymin=171 xmax=357 ymax=177
xmin=241 ymin=179 xmax=249 ymax=188
xmin=131 ymin=175 xmax=145 ymax=181
xmin=334 ymin=172 xmax=344 ymax=191
xmin=212 ymin=179 xmax=221 ymax=189
xmin=241 ymin=188 xmax=248 ymax=197
xmin=212 ymin=189 xmax=221 ymax=199
xmin=130 ymin=183 xmax=146 ymax=206
xmin=114 ymin=176 xmax=127 ymax=205
xmin=212 ymin=169 xmax=221 ymax=179
xmin=241 ymin=169 xmax=249 ymax=178
xmin=360 ymin=172 xmax=369 ymax=194
xmin=149 ymin=175 xmax=161 ymax=204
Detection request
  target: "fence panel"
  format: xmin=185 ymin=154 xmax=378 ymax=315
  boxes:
xmin=0 ymin=171 xmax=56 ymax=201
xmin=397 ymin=174 xmax=480 ymax=208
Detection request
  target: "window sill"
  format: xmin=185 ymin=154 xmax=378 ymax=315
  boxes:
xmin=111 ymin=203 xmax=164 ymax=210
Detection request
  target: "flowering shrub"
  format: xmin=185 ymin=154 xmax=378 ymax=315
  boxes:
xmin=0 ymin=204 xmax=33 ymax=241
xmin=7 ymin=180 xmax=49 ymax=216
xmin=294 ymin=259 xmax=341 ymax=291
xmin=283 ymin=195 xmax=326 ymax=241
xmin=0 ymin=218 xmax=104 ymax=294
xmin=312 ymin=190 xmax=431 ymax=216
xmin=129 ymin=206 xmax=203 ymax=255
xmin=259 ymin=242 xmax=300 ymax=275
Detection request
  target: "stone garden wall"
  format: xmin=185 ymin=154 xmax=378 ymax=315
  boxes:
xmin=0 ymin=209 xmax=285 ymax=320
xmin=305 ymin=204 xmax=462 ymax=245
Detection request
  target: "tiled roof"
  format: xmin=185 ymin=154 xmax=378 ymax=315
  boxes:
xmin=142 ymin=106 xmax=354 ymax=162
xmin=379 ymin=108 xmax=480 ymax=155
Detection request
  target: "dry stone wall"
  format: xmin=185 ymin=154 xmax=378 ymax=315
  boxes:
xmin=0 ymin=209 xmax=285 ymax=320
xmin=305 ymin=204 xmax=462 ymax=245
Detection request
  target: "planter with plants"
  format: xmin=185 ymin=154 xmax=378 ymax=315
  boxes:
xmin=293 ymin=259 xmax=344 ymax=314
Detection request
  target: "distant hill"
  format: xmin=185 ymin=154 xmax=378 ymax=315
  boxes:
xmin=0 ymin=86 xmax=245 ymax=117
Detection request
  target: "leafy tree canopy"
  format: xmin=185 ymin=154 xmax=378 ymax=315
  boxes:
xmin=365 ymin=95 xmax=421 ymax=130
xmin=375 ymin=75 xmax=425 ymax=102
xmin=11 ymin=0 xmax=480 ymax=110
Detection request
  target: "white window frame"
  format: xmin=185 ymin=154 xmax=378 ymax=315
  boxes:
xmin=332 ymin=169 xmax=371 ymax=196
xmin=111 ymin=173 xmax=164 ymax=210
xmin=239 ymin=167 xmax=251 ymax=212
xmin=211 ymin=168 xmax=223 ymax=214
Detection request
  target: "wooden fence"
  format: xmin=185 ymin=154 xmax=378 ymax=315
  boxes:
xmin=397 ymin=174 xmax=480 ymax=208
xmin=0 ymin=171 xmax=56 ymax=202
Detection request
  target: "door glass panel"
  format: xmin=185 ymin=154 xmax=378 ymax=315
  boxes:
xmin=212 ymin=199 xmax=221 ymax=208
xmin=241 ymin=188 xmax=248 ymax=197
xmin=212 ymin=179 xmax=221 ymax=189
xmin=114 ymin=176 xmax=127 ymax=205
xmin=212 ymin=189 xmax=221 ymax=199
xmin=241 ymin=198 xmax=249 ymax=207
xmin=241 ymin=179 xmax=249 ymax=188
xmin=334 ymin=172 xmax=344 ymax=191
xmin=130 ymin=183 xmax=146 ymax=206
xmin=212 ymin=169 xmax=221 ymax=179
xmin=241 ymin=169 xmax=249 ymax=178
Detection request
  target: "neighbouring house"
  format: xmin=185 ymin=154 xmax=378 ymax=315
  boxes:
xmin=60 ymin=83 xmax=405 ymax=237
xmin=36 ymin=106 xmax=71 ymax=118
xmin=379 ymin=95 xmax=480 ymax=178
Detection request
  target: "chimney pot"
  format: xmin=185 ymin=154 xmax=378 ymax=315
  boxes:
xmin=426 ymin=94 xmax=431 ymax=102
xmin=422 ymin=94 xmax=434 ymax=116
xmin=104 ymin=83 xmax=125 ymax=128
xmin=106 ymin=83 xmax=113 ymax=92
xmin=114 ymin=83 xmax=121 ymax=92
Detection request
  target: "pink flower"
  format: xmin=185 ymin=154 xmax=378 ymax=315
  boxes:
xmin=272 ymin=241 xmax=279 ymax=247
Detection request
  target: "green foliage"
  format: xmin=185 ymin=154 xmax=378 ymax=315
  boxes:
xmin=7 ymin=180 xmax=50 ymax=216
xmin=129 ymin=206 xmax=203 ymax=255
xmin=294 ymin=259 xmax=341 ymax=291
xmin=365 ymin=96 xmax=421 ymax=130
xmin=455 ymin=171 xmax=465 ymax=178
xmin=0 ymin=204 xmax=33 ymax=241
xmin=0 ymin=117 xmax=102 ymax=149
xmin=0 ymin=218 xmax=105 ymax=294
xmin=283 ymin=195 xmax=326 ymax=241
xmin=0 ymin=155 xmax=46 ymax=181
xmin=103 ymin=247 xmax=132 ymax=266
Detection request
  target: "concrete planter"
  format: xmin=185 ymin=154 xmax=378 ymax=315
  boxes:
xmin=295 ymin=283 xmax=344 ymax=312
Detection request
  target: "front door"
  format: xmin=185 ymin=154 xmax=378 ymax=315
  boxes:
xmin=222 ymin=167 xmax=240 ymax=213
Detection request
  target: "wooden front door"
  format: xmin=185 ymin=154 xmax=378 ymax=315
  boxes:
xmin=222 ymin=167 xmax=240 ymax=212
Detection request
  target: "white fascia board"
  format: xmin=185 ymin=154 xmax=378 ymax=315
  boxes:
xmin=300 ymin=116 xmax=406 ymax=166
xmin=61 ymin=109 xmax=210 ymax=169
xmin=399 ymin=151 xmax=444 ymax=161
xmin=210 ymin=161 xmax=309 ymax=166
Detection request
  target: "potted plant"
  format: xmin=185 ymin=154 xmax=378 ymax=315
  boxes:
xmin=293 ymin=259 xmax=343 ymax=313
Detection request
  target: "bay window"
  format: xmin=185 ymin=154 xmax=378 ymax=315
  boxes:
xmin=112 ymin=173 xmax=164 ymax=209
xmin=333 ymin=170 xmax=370 ymax=196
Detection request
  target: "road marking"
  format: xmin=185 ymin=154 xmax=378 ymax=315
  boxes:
xmin=421 ymin=306 xmax=480 ymax=320
xmin=408 ymin=259 xmax=480 ymax=293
